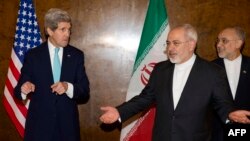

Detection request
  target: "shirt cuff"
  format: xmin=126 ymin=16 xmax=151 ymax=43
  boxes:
xmin=65 ymin=82 xmax=74 ymax=98
xmin=21 ymin=93 xmax=27 ymax=100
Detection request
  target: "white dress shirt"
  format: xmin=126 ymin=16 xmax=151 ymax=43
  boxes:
xmin=172 ymin=54 xmax=196 ymax=109
xmin=224 ymin=54 xmax=242 ymax=99
xmin=21 ymin=40 xmax=74 ymax=100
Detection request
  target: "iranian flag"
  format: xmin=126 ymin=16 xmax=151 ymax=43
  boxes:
xmin=120 ymin=0 xmax=170 ymax=140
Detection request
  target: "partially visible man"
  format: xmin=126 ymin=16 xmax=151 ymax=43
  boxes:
xmin=14 ymin=8 xmax=90 ymax=141
xmin=100 ymin=24 xmax=250 ymax=141
xmin=212 ymin=26 xmax=250 ymax=141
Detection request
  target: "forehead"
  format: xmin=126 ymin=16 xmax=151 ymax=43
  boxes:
xmin=218 ymin=28 xmax=237 ymax=39
xmin=167 ymin=28 xmax=186 ymax=40
xmin=57 ymin=22 xmax=71 ymax=28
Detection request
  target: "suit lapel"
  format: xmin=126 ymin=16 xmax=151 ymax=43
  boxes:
xmin=165 ymin=63 xmax=175 ymax=112
xmin=235 ymin=56 xmax=248 ymax=100
xmin=42 ymin=42 xmax=54 ymax=84
xmin=60 ymin=46 xmax=71 ymax=81
xmin=174 ymin=57 xmax=199 ymax=112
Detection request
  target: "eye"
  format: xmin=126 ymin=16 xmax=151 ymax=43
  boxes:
xmin=166 ymin=41 xmax=171 ymax=46
xmin=173 ymin=42 xmax=181 ymax=46
xmin=222 ymin=39 xmax=228 ymax=44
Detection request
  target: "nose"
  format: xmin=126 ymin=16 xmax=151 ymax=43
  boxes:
xmin=167 ymin=44 xmax=175 ymax=51
xmin=66 ymin=30 xmax=70 ymax=37
xmin=216 ymin=41 xmax=223 ymax=49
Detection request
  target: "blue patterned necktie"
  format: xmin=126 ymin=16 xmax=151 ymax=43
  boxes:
xmin=53 ymin=48 xmax=61 ymax=83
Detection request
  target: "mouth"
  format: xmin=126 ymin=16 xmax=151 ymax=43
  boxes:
xmin=168 ymin=52 xmax=177 ymax=58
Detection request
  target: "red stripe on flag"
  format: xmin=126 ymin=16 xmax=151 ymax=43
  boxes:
xmin=2 ymin=96 xmax=25 ymax=138
xmin=3 ymin=0 xmax=42 ymax=138
xmin=5 ymin=78 xmax=28 ymax=117
xmin=9 ymin=59 xmax=21 ymax=81
xmin=124 ymin=106 xmax=156 ymax=141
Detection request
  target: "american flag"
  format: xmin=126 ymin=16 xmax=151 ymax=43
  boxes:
xmin=2 ymin=0 xmax=42 ymax=137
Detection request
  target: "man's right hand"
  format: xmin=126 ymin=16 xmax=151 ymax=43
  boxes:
xmin=21 ymin=81 xmax=35 ymax=95
xmin=100 ymin=106 xmax=120 ymax=124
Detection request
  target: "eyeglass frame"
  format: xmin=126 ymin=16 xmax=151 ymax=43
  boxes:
xmin=215 ymin=38 xmax=241 ymax=45
xmin=165 ymin=40 xmax=190 ymax=48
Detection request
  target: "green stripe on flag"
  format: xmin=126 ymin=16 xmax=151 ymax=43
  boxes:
xmin=133 ymin=0 xmax=168 ymax=73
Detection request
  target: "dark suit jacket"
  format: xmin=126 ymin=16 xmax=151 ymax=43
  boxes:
xmin=213 ymin=56 xmax=250 ymax=110
xmin=117 ymin=56 xmax=234 ymax=141
xmin=14 ymin=42 xmax=90 ymax=141
xmin=212 ymin=55 xmax=250 ymax=141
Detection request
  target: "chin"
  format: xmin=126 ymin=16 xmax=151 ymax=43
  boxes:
xmin=218 ymin=54 xmax=225 ymax=58
xmin=169 ymin=58 xmax=178 ymax=64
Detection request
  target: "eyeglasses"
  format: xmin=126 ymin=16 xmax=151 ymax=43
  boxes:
xmin=215 ymin=38 xmax=240 ymax=45
xmin=165 ymin=40 xmax=189 ymax=47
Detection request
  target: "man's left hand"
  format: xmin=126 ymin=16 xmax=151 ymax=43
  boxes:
xmin=51 ymin=82 xmax=68 ymax=95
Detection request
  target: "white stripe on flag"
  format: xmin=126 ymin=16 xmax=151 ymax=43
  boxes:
xmin=7 ymin=68 xmax=18 ymax=87
xmin=4 ymin=87 xmax=26 ymax=128
xmin=120 ymin=0 xmax=170 ymax=140
xmin=11 ymin=50 xmax=22 ymax=73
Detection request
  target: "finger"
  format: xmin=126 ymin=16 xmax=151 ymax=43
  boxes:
xmin=100 ymin=106 xmax=111 ymax=112
xmin=51 ymin=83 xmax=57 ymax=89
xmin=100 ymin=115 xmax=109 ymax=123
xmin=246 ymin=111 xmax=250 ymax=116
xmin=51 ymin=84 xmax=59 ymax=92
xmin=30 ymin=85 xmax=34 ymax=92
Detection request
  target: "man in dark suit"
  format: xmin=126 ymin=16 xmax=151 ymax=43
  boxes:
xmin=212 ymin=27 xmax=250 ymax=141
xmin=99 ymin=24 xmax=250 ymax=141
xmin=14 ymin=8 xmax=90 ymax=141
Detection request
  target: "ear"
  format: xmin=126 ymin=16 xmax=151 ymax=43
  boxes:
xmin=236 ymin=40 xmax=243 ymax=49
xmin=46 ymin=27 xmax=53 ymax=36
xmin=189 ymin=40 xmax=196 ymax=51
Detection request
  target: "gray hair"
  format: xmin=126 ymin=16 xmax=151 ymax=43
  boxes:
xmin=174 ymin=24 xmax=198 ymax=42
xmin=232 ymin=26 xmax=246 ymax=42
xmin=44 ymin=8 xmax=71 ymax=34
xmin=183 ymin=24 xmax=198 ymax=41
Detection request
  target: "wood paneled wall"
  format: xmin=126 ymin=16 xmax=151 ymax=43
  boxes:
xmin=0 ymin=0 xmax=250 ymax=140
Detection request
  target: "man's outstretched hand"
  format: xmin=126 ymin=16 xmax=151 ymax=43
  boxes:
xmin=100 ymin=106 xmax=120 ymax=124
xmin=229 ymin=110 xmax=250 ymax=124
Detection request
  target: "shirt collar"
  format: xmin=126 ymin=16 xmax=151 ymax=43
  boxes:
xmin=224 ymin=54 xmax=242 ymax=64
xmin=48 ymin=39 xmax=62 ymax=53
xmin=175 ymin=54 xmax=196 ymax=70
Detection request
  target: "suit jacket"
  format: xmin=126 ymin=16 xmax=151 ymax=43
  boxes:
xmin=212 ymin=55 xmax=250 ymax=141
xmin=14 ymin=42 xmax=90 ymax=141
xmin=213 ymin=55 xmax=250 ymax=110
xmin=117 ymin=56 xmax=234 ymax=141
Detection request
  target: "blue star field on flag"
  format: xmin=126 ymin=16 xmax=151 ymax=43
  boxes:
xmin=13 ymin=0 xmax=42 ymax=63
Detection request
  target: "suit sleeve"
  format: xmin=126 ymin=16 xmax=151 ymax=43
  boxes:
xmin=212 ymin=66 xmax=235 ymax=123
xmin=14 ymin=51 xmax=33 ymax=100
xmin=72 ymin=52 xmax=90 ymax=101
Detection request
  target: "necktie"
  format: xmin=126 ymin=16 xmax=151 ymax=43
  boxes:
xmin=53 ymin=48 xmax=61 ymax=83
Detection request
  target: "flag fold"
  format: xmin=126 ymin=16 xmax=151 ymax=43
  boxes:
xmin=120 ymin=0 xmax=170 ymax=140
xmin=3 ymin=0 xmax=42 ymax=137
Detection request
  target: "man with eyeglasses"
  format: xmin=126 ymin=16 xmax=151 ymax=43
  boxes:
xmin=99 ymin=24 xmax=250 ymax=141
xmin=212 ymin=27 xmax=250 ymax=141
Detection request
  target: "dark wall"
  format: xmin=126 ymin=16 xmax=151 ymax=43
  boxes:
xmin=0 ymin=0 xmax=250 ymax=140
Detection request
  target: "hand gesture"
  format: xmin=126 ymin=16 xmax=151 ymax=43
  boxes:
xmin=51 ymin=82 xmax=68 ymax=95
xmin=21 ymin=81 xmax=35 ymax=95
xmin=100 ymin=106 xmax=120 ymax=124
xmin=229 ymin=110 xmax=250 ymax=124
